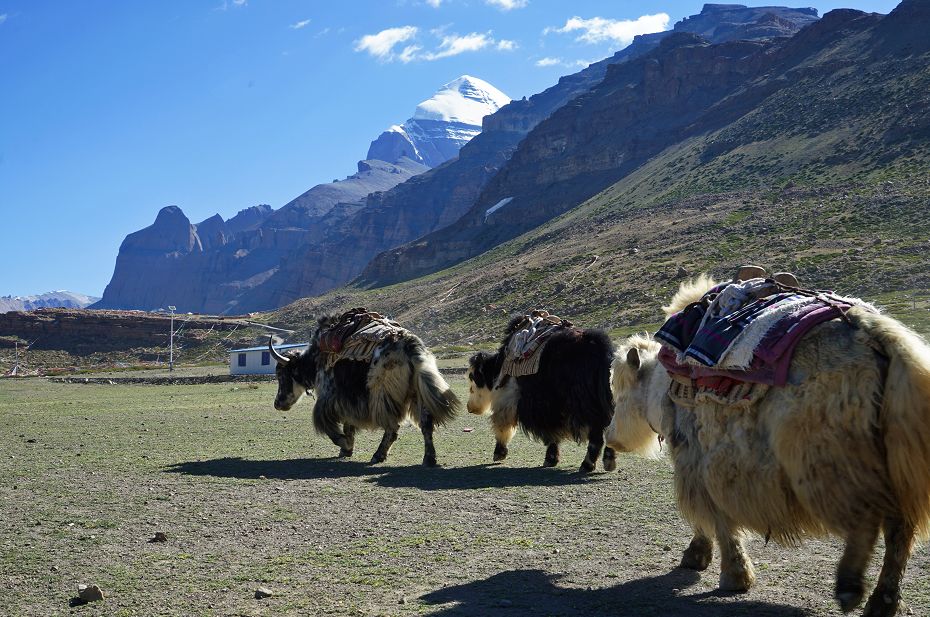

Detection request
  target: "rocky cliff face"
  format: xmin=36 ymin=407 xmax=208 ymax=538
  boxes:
xmin=367 ymin=76 xmax=510 ymax=168
xmin=95 ymin=76 xmax=507 ymax=314
xmin=93 ymin=159 xmax=427 ymax=313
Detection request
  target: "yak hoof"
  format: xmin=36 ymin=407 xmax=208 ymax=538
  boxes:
xmin=338 ymin=448 xmax=353 ymax=458
xmin=369 ymin=453 xmax=387 ymax=465
xmin=543 ymin=456 xmax=559 ymax=468
xmin=579 ymin=459 xmax=596 ymax=473
xmin=835 ymin=577 xmax=866 ymax=613
xmin=680 ymin=541 xmax=712 ymax=571
xmin=422 ymin=454 xmax=438 ymax=467
xmin=602 ymin=456 xmax=617 ymax=472
xmin=719 ymin=567 xmax=755 ymax=593
xmin=493 ymin=446 xmax=508 ymax=462
xmin=861 ymin=591 xmax=900 ymax=617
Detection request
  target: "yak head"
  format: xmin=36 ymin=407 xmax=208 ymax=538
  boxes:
xmin=466 ymin=351 xmax=501 ymax=415
xmin=268 ymin=337 xmax=318 ymax=411
xmin=604 ymin=335 xmax=665 ymax=457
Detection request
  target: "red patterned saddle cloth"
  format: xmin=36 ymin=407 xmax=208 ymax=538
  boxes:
xmin=317 ymin=308 xmax=406 ymax=368
xmin=500 ymin=310 xmax=578 ymax=378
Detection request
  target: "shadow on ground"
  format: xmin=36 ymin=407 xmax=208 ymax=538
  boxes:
xmin=420 ymin=569 xmax=813 ymax=617
xmin=164 ymin=457 xmax=610 ymax=490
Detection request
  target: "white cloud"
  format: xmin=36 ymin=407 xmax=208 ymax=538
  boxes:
xmin=545 ymin=13 xmax=670 ymax=47
xmin=354 ymin=26 xmax=419 ymax=61
xmin=535 ymin=56 xmax=562 ymax=67
xmin=0 ymin=14 xmax=7 ymax=25
xmin=290 ymin=19 xmax=311 ymax=30
xmin=356 ymin=27 xmax=515 ymax=63
xmin=486 ymin=0 xmax=528 ymax=10
xmin=535 ymin=56 xmax=594 ymax=69
xmin=215 ymin=0 xmax=246 ymax=10
xmin=425 ymin=0 xmax=443 ymax=6
xmin=496 ymin=39 xmax=517 ymax=51
xmin=422 ymin=32 xmax=492 ymax=60
xmin=398 ymin=45 xmax=422 ymax=63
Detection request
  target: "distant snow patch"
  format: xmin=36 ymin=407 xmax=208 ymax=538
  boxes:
xmin=484 ymin=197 xmax=513 ymax=220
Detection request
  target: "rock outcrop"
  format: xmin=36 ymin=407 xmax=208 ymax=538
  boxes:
xmin=93 ymin=159 xmax=427 ymax=313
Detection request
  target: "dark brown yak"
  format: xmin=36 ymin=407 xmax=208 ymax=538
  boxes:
xmin=269 ymin=314 xmax=460 ymax=466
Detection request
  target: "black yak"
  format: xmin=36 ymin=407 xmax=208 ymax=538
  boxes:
xmin=466 ymin=311 xmax=615 ymax=472
xmin=269 ymin=310 xmax=460 ymax=466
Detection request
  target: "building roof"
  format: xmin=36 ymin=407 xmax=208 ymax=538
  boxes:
xmin=229 ymin=343 xmax=308 ymax=353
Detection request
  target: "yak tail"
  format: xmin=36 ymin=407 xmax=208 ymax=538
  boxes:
xmin=411 ymin=344 xmax=460 ymax=427
xmin=854 ymin=307 xmax=930 ymax=540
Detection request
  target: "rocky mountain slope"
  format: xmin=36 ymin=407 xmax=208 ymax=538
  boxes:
xmin=0 ymin=291 xmax=99 ymax=313
xmin=93 ymin=157 xmax=427 ymax=314
xmin=360 ymin=6 xmax=854 ymax=285
xmin=94 ymin=75 xmax=512 ymax=314
xmin=268 ymin=0 xmax=930 ymax=344
xmin=95 ymin=6 xmax=818 ymax=316
xmin=367 ymin=75 xmax=510 ymax=168
xmin=258 ymin=4 xmax=822 ymax=305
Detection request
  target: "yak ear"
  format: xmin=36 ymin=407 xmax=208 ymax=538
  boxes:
xmin=626 ymin=347 xmax=641 ymax=371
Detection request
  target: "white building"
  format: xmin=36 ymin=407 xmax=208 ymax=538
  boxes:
xmin=229 ymin=343 xmax=307 ymax=375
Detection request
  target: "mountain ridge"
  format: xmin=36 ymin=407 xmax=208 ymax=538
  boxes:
xmin=0 ymin=291 xmax=100 ymax=314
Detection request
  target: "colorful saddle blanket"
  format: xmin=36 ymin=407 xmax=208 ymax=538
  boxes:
xmin=656 ymin=279 xmax=873 ymax=389
xmin=500 ymin=310 xmax=577 ymax=378
xmin=317 ymin=308 xmax=406 ymax=369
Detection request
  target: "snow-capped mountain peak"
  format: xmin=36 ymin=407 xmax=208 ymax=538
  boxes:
xmin=367 ymin=75 xmax=511 ymax=168
xmin=0 ymin=290 xmax=100 ymax=313
xmin=412 ymin=75 xmax=511 ymax=126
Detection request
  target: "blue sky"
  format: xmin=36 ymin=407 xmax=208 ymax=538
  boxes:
xmin=0 ymin=0 xmax=900 ymax=298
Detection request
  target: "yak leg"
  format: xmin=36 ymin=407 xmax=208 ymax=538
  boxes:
xmin=680 ymin=531 xmax=714 ymax=571
xmin=862 ymin=516 xmax=915 ymax=617
xmin=492 ymin=414 xmax=517 ymax=462
xmin=835 ymin=515 xmax=881 ymax=613
xmin=370 ymin=429 xmax=399 ymax=464
xmin=420 ymin=408 xmax=438 ymax=468
xmin=338 ymin=424 xmax=356 ymax=458
xmin=602 ymin=446 xmax=617 ymax=472
xmin=715 ymin=517 xmax=755 ymax=592
xmin=580 ymin=426 xmax=605 ymax=473
xmin=543 ymin=442 xmax=560 ymax=467
xmin=324 ymin=428 xmax=351 ymax=455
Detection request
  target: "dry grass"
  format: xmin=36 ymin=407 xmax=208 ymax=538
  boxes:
xmin=1 ymin=377 xmax=928 ymax=616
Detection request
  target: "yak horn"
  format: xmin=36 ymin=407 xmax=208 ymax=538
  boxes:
xmin=268 ymin=336 xmax=290 ymax=365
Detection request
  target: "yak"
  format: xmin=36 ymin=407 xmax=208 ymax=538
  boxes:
xmin=269 ymin=313 xmax=460 ymax=466
xmin=606 ymin=275 xmax=930 ymax=617
xmin=466 ymin=312 xmax=615 ymax=473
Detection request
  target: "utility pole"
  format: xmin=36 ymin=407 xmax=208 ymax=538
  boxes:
xmin=12 ymin=342 xmax=19 ymax=376
xmin=168 ymin=306 xmax=177 ymax=372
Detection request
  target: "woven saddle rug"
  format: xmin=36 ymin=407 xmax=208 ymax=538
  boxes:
xmin=317 ymin=308 xmax=407 ymax=370
xmin=655 ymin=278 xmax=876 ymax=405
xmin=499 ymin=310 xmax=577 ymax=379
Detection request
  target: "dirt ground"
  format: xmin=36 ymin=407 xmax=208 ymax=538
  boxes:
xmin=1 ymin=377 xmax=927 ymax=616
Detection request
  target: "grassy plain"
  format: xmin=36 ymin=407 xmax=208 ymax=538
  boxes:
xmin=1 ymin=376 xmax=929 ymax=616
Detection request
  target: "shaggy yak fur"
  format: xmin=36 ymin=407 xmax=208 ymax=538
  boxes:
xmin=605 ymin=275 xmax=930 ymax=617
xmin=271 ymin=315 xmax=460 ymax=466
xmin=467 ymin=315 xmax=615 ymax=472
